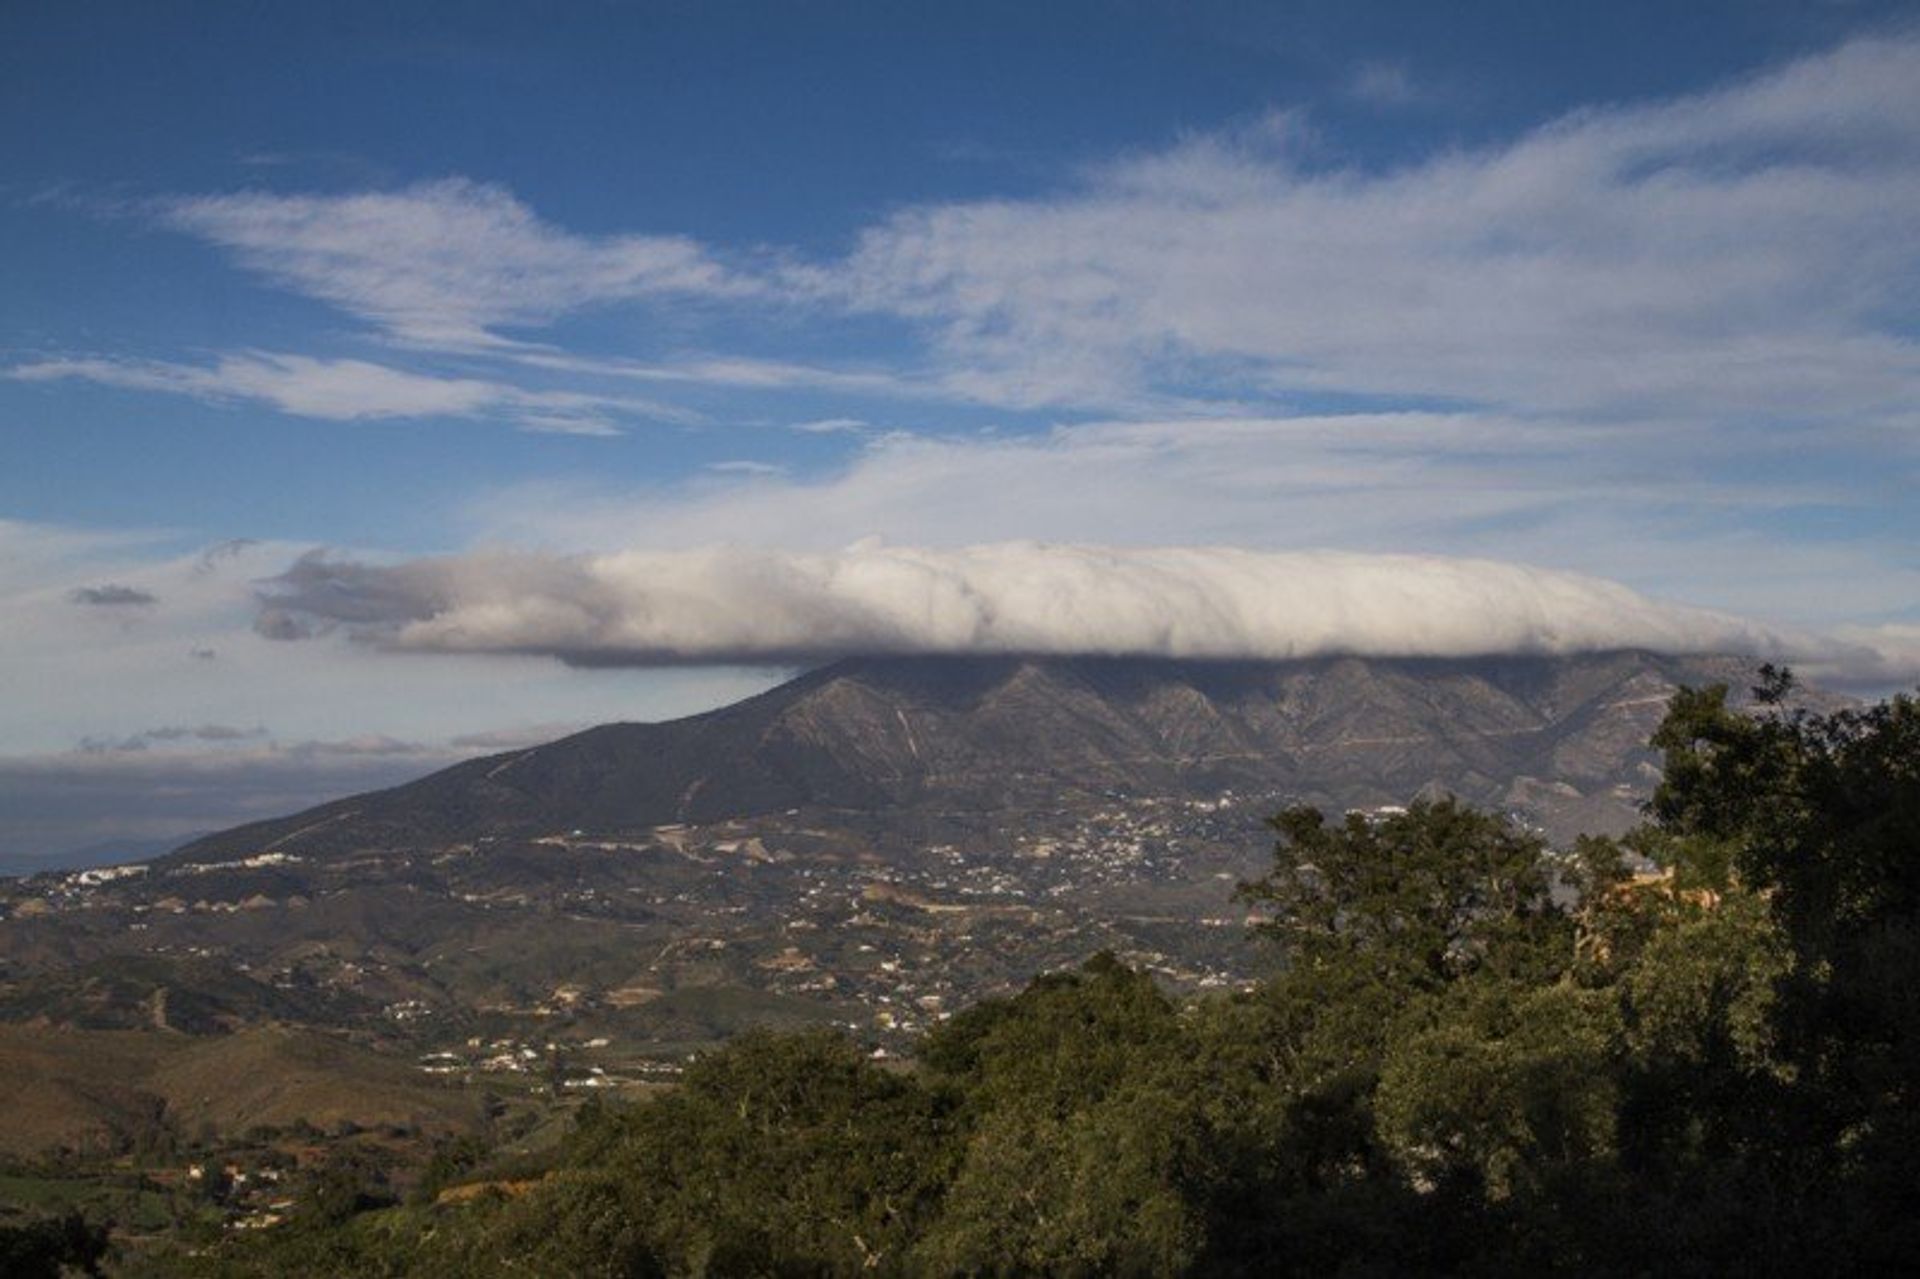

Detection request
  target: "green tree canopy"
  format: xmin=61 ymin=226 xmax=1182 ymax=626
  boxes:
xmin=1239 ymin=798 xmax=1568 ymax=986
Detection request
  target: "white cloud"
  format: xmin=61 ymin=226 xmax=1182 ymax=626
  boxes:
xmin=0 ymin=518 xmax=786 ymax=853
xmin=6 ymin=351 xmax=682 ymax=434
xmin=251 ymin=540 xmax=1902 ymax=678
xmin=470 ymin=412 xmax=1596 ymax=548
xmin=791 ymin=417 xmax=870 ymax=434
xmin=101 ymin=36 xmax=1920 ymax=432
xmin=160 ymin=178 xmax=752 ymax=349
xmin=458 ymin=409 xmax=1916 ymax=634
xmin=509 ymin=349 xmax=927 ymax=398
xmin=822 ymin=35 xmax=1920 ymax=417
xmin=0 ymin=519 xmax=780 ymax=757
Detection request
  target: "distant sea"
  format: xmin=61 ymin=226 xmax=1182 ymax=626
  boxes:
xmin=0 ymin=834 xmax=197 ymax=879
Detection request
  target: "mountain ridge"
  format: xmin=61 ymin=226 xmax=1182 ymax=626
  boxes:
xmin=163 ymin=649 xmax=1788 ymax=864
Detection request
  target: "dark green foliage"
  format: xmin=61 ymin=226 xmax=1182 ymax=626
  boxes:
xmin=1639 ymin=671 xmax=1920 ymax=1271
xmin=174 ymin=673 xmax=1920 ymax=1277
xmin=920 ymin=951 xmax=1183 ymax=1113
xmin=1240 ymin=799 xmax=1568 ymax=987
xmin=594 ymin=1029 xmax=964 ymax=1274
xmin=0 ymin=1210 xmax=109 ymax=1278
xmin=915 ymin=956 xmax=1213 ymax=1276
xmin=294 ymin=1148 xmax=396 ymax=1229
xmin=412 ymin=1134 xmax=492 ymax=1204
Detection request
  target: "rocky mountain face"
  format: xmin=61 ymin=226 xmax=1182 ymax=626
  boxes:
xmin=168 ymin=649 xmax=1773 ymax=864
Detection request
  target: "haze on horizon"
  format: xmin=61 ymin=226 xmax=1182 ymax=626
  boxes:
xmin=2 ymin=0 xmax=1917 ymax=859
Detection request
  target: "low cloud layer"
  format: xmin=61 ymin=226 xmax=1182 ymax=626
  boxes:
xmin=252 ymin=542 xmax=1892 ymax=674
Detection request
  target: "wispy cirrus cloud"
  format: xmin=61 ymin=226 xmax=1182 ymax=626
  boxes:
xmin=820 ymin=35 xmax=1920 ymax=417
xmin=8 ymin=351 xmax=684 ymax=434
xmin=704 ymin=459 xmax=783 ymax=476
xmin=158 ymin=177 xmax=755 ymax=350
xmin=507 ymin=349 xmax=930 ymax=399
xmin=790 ymin=417 xmax=870 ymax=435
xmin=46 ymin=34 xmax=1920 ymax=432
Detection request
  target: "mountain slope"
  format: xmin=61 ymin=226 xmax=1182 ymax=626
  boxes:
xmin=164 ymin=650 xmax=1782 ymax=863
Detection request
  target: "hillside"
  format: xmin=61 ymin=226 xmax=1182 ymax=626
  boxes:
xmin=164 ymin=650 xmax=1778 ymax=865
xmin=0 ymin=1024 xmax=480 ymax=1160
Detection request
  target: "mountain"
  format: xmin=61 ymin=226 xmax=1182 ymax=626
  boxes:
xmin=166 ymin=649 xmax=1777 ymax=865
xmin=0 ymin=649 xmax=1817 ymax=1153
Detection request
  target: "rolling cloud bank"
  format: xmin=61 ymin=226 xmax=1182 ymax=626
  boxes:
xmin=254 ymin=542 xmax=1908 ymax=679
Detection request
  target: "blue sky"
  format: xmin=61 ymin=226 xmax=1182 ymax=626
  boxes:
xmin=3 ymin=1 xmax=1919 ymax=860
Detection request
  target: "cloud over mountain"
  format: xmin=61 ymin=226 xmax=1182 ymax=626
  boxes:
xmin=253 ymin=542 xmax=1869 ymax=671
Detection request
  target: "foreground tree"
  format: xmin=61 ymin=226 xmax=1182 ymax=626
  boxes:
xmin=1638 ymin=671 xmax=1920 ymax=1270
xmin=1239 ymin=798 xmax=1570 ymax=988
xmin=916 ymin=956 xmax=1211 ymax=1276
